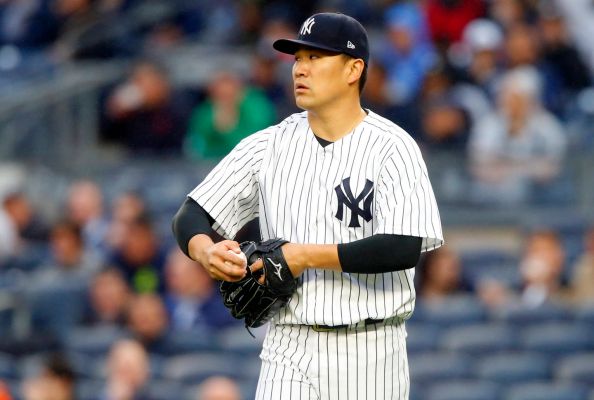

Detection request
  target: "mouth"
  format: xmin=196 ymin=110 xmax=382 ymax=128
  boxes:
xmin=295 ymin=83 xmax=309 ymax=92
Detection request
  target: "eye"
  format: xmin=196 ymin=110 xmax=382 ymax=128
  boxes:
xmin=309 ymin=54 xmax=319 ymax=60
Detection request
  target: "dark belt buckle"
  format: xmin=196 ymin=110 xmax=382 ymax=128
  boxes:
xmin=311 ymin=324 xmax=335 ymax=332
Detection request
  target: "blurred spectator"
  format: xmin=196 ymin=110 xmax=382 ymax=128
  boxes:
xmin=185 ymin=70 xmax=276 ymax=159
xmin=456 ymin=18 xmax=505 ymax=101
xmin=538 ymin=6 xmax=592 ymax=110
xmin=196 ymin=376 xmax=241 ymax=400
xmin=0 ymin=0 xmax=60 ymax=49
xmin=103 ymin=339 xmax=150 ymax=400
xmin=569 ymin=226 xmax=594 ymax=304
xmin=479 ymin=229 xmax=569 ymax=310
xmin=102 ymin=60 xmax=192 ymax=156
xmin=106 ymin=191 xmax=147 ymax=252
xmin=518 ymin=229 xmax=567 ymax=307
xmin=164 ymin=248 xmax=239 ymax=332
xmin=250 ymin=51 xmax=295 ymax=119
xmin=0 ymin=191 xmax=48 ymax=260
xmin=416 ymin=246 xmax=468 ymax=302
xmin=425 ymin=0 xmax=485 ymax=50
xmin=376 ymin=2 xmax=438 ymax=105
xmin=67 ymin=180 xmax=109 ymax=257
xmin=109 ymin=213 xmax=167 ymax=294
xmin=489 ymin=0 xmax=538 ymax=28
xmin=0 ymin=192 xmax=23 ymax=261
xmin=468 ymin=66 xmax=567 ymax=204
xmin=361 ymin=61 xmax=421 ymax=136
xmin=417 ymin=63 xmax=491 ymax=149
xmin=503 ymin=23 xmax=563 ymax=114
xmin=83 ymin=268 xmax=131 ymax=327
xmin=553 ymin=0 xmax=594 ymax=77
xmin=126 ymin=294 xmax=169 ymax=354
xmin=22 ymin=353 xmax=76 ymax=400
xmin=50 ymin=0 xmax=134 ymax=61
xmin=30 ymin=220 xmax=101 ymax=287
xmin=420 ymin=97 xmax=470 ymax=149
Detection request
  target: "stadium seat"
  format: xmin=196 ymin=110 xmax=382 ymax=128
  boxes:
xmin=161 ymin=352 xmax=243 ymax=384
xmin=573 ymin=304 xmax=594 ymax=326
xmin=17 ymin=353 xmax=47 ymax=380
xmin=413 ymin=296 xmax=487 ymax=327
xmin=144 ymin=379 xmax=186 ymax=400
xmin=409 ymin=381 xmax=425 ymax=400
xmin=459 ymin=250 xmax=520 ymax=288
xmin=496 ymin=304 xmax=571 ymax=327
xmin=505 ymin=382 xmax=589 ymax=400
xmin=440 ymin=323 xmax=516 ymax=355
xmin=67 ymin=352 xmax=104 ymax=379
xmin=238 ymin=377 xmax=259 ymax=400
xmin=217 ymin=325 xmax=266 ymax=355
xmin=425 ymin=380 xmax=500 ymax=400
xmin=405 ymin=323 xmax=441 ymax=354
xmin=75 ymin=379 xmax=105 ymax=400
xmin=476 ymin=353 xmax=550 ymax=383
xmin=65 ymin=325 xmax=128 ymax=357
xmin=159 ymin=330 xmax=217 ymax=355
xmin=27 ymin=284 xmax=87 ymax=338
xmin=520 ymin=323 xmax=593 ymax=356
xmin=0 ymin=354 xmax=15 ymax=379
xmin=556 ymin=353 xmax=594 ymax=385
xmin=408 ymin=352 xmax=473 ymax=384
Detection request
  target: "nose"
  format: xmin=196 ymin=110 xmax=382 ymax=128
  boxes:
xmin=293 ymin=60 xmax=308 ymax=78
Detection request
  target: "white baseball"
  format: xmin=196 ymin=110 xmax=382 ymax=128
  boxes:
xmin=228 ymin=249 xmax=247 ymax=267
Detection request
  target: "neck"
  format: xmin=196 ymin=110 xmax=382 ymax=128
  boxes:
xmin=307 ymin=94 xmax=366 ymax=142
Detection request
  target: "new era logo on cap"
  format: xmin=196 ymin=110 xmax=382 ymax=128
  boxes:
xmin=273 ymin=13 xmax=369 ymax=64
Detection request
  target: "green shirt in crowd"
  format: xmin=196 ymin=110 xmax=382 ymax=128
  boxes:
xmin=185 ymin=88 xmax=276 ymax=159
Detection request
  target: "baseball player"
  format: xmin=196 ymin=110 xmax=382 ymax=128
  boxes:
xmin=173 ymin=12 xmax=443 ymax=400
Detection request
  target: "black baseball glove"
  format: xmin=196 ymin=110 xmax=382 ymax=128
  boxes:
xmin=220 ymin=239 xmax=297 ymax=329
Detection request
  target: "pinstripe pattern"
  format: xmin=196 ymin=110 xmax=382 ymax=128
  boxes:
xmin=256 ymin=321 xmax=409 ymax=400
xmin=190 ymin=110 xmax=443 ymax=327
xmin=189 ymin=110 xmax=442 ymax=399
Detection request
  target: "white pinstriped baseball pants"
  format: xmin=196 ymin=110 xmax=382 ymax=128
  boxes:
xmin=255 ymin=320 xmax=409 ymax=400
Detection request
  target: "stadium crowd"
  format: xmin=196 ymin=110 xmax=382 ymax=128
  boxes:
xmin=1 ymin=0 xmax=594 ymax=399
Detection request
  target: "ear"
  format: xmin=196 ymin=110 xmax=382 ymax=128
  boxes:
xmin=345 ymin=58 xmax=365 ymax=86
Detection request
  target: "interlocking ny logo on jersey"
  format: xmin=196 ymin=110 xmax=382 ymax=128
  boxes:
xmin=300 ymin=17 xmax=315 ymax=35
xmin=335 ymin=177 xmax=374 ymax=228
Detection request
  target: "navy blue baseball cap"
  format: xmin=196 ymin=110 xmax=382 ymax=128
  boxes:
xmin=273 ymin=13 xmax=369 ymax=64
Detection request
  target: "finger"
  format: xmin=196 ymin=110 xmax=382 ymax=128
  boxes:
xmin=249 ymin=258 xmax=263 ymax=273
xmin=217 ymin=260 xmax=247 ymax=279
xmin=207 ymin=266 xmax=245 ymax=282
xmin=223 ymin=250 xmax=247 ymax=267
xmin=221 ymin=240 xmax=240 ymax=252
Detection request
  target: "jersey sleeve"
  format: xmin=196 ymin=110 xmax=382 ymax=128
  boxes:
xmin=374 ymin=137 xmax=444 ymax=252
xmin=188 ymin=129 xmax=272 ymax=239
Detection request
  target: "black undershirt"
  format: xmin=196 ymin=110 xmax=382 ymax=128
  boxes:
xmin=172 ymin=194 xmax=421 ymax=273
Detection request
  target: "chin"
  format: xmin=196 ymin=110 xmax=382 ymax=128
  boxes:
xmin=295 ymin=97 xmax=316 ymax=111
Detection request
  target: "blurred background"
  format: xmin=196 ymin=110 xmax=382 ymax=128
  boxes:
xmin=0 ymin=0 xmax=593 ymax=399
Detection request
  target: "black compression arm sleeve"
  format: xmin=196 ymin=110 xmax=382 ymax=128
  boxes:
xmin=337 ymin=234 xmax=422 ymax=274
xmin=171 ymin=197 xmax=215 ymax=258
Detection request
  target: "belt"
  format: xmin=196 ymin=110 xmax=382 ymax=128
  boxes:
xmin=311 ymin=318 xmax=386 ymax=332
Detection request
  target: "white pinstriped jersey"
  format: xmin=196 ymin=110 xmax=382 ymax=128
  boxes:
xmin=189 ymin=110 xmax=443 ymax=326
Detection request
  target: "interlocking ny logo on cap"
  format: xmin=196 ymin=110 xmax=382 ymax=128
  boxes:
xmin=347 ymin=41 xmax=355 ymax=49
xmin=300 ymin=17 xmax=315 ymax=35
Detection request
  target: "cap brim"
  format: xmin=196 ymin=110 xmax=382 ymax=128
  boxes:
xmin=273 ymin=39 xmax=341 ymax=56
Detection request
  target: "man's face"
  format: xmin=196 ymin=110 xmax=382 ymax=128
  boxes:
xmin=292 ymin=47 xmax=352 ymax=111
